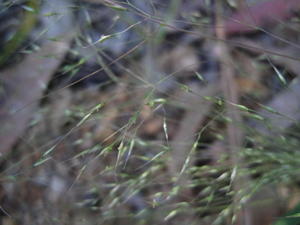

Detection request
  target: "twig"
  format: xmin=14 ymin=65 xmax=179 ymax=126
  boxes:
xmin=0 ymin=34 xmax=73 ymax=155
xmin=168 ymin=84 xmax=219 ymax=181
xmin=214 ymin=2 xmax=252 ymax=224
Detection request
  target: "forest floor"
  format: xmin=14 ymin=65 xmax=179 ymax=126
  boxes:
xmin=1 ymin=0 xmax=300 ymax=224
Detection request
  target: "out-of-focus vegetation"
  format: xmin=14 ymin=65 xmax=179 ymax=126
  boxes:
xmin=1 ymin=1 xmax=300 ymax=225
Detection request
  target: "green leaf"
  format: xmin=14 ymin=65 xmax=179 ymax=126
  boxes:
xmin=195 ymin=71 xmax=204 ymax=81
xmin=102 ymin=0 xmax=128 ymax=11
xmin=22 ymin=5 xmax=35 ymax=12
xmin=164 ymin=210 xmax=178 ymax=221
xmin=76 ymin=103 xmax=103 ymax=127
xmin=286 ymin=213 xmax=300 ymax=218
xmin=96 ymin=34 xmax=114 ymax=44
xmin=34 ymin=157 xmax=51 ymax=167
xmin=180 ymin=84 xmax=191 ymax=93
xmin=246 ymin=113 xmax=264 ymax=121
xmin=273 ymin=203 xmax=300 ymax=225
xmin=43 ymin=145 xmax=56 ymax=157
xmin=231 ymin=103 xmax=249 ymax=112
xmin=274 ymin=66 xmax=287 ymax=85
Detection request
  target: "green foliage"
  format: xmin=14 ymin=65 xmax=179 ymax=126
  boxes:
xmin=0 ymin=0 xmax=39 ymax=66
xmin=1 ymin=0 xmax=300 ymax=224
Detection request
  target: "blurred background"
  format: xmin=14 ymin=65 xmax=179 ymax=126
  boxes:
xmin=1 ymin=0 xmax=300 ymax=224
